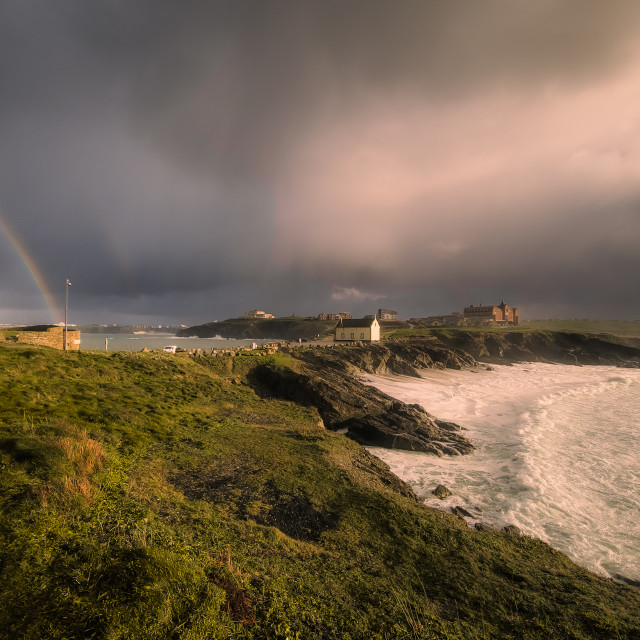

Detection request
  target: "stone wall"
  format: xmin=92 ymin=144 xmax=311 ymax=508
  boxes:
xmin=17 ymin=326 xmax=81 ymax=351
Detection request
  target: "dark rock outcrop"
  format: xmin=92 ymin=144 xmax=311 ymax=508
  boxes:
xmin=474 ymin=522 xmax=498 ymax=532
xmin=294 ymin=340 xmax=477 ymax=377
xmin=249 ymin=362 xmax=474 ymax=456
xmin=611 ymin=573 xmax=640 ymax=589
xmin=503 ymin=524 xmax=523 ymax=535
xmin=452 ymin=506 xmax=474 ymax=519
xmin=432 ymin=484 xmax=452 ymax=499
xmin=429 ymin=331 xmax=640 ymax=367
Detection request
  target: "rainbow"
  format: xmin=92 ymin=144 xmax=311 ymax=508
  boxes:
xmin=0 ymin=212 xmax=62 ymax=324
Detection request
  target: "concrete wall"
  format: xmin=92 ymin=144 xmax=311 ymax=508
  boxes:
xmin=17 ymin=326 xmax=81 ymax=350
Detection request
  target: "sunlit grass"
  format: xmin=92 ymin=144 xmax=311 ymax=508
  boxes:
xmin=391 ymin=319 xmax=640 ymax=339
xmin=0 ymin=343 xmax=639 ymax=638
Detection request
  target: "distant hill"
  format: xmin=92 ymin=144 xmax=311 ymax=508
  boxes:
xmin=177 ymin=316 xmax=337 ymax=340
xmin=79 ymin=325 xmax=182 ymax=334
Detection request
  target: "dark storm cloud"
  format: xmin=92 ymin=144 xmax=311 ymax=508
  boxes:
xmin=1 ymin=0 xmax=639 ymax=324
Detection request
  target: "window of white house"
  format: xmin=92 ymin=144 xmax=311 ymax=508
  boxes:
xmin=350 ymin=333 xmax=354 ymax=339
xmin=360 ymin=333 xmax=364 ymax=339
xmin=341 ymin=333 xmax=345 ymax=338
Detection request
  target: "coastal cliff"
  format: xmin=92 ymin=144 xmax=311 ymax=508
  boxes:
xmin=425 ymin=330 xmax=640 ymax=366
xmin=246 ymin=332 xmax=640 ymax=455
xmin=249 ymin=360 xmax=474 ymax=455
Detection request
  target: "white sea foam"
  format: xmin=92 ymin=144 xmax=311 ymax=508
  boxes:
xmin=365 ymin=364 xmax=640 ymax=581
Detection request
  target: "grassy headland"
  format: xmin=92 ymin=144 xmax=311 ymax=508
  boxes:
xmin=1 ymin=342 xmax=639 ymax=639
xmin=392 ymin=320 xmax=640 ymax=341
xmin=176 ymin=317 xmax=337 ymax=341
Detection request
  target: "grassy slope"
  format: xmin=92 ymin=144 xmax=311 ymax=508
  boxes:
xmin=1 ymin=344 xmax=639 ymax=639
xmin=393 ymin=320 xmax=640 ymax=340
xmin=522 ymin=320 xmax=640 ymax=336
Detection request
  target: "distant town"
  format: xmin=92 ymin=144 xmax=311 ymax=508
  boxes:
xmin=1 ymin=300 xmax=522 ymax=350
xmin=248 ymin=300 xmax=520 ymax=327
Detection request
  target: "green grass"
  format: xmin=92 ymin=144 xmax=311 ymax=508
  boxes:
xmin=177 ymin=316 xmax=337 ymax=340
xmin=1 ymin=344 xmax=639 ymax=638
xmin=391 ymin=320 xmax=640 ymax=339
xmin=521 ymin=319 xmax=640 ymax=336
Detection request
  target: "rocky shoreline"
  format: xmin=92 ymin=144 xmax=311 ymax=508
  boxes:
xmin=251 ymin=332 xmax=640 ymax=455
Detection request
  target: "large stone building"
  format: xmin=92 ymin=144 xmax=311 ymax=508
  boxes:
xmin=377 ymin=308 xmax=398 ymax=321
xmin=464 ymin=300 xmax=520 ymax=325
xmin=334 ymin=317 xmax=380 ymax=342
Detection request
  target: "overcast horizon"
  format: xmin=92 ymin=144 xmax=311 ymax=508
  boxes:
xmin=1 ymin=1 xmax=639 ymax=326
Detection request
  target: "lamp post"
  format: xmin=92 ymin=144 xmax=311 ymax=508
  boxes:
xmin=63 ymin=279 xmax=71 ymax=351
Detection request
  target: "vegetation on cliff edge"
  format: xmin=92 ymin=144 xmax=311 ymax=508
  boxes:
xmin=1 ymin=343 xmax=639 ymax=639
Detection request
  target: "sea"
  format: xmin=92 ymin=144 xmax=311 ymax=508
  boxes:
xmin=79 ymin=333 xmax=274 ymax=352
xmin=364 ymin=363 xmax=640 ymax=583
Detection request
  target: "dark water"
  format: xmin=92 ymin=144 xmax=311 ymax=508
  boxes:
xmin=79 ymin=333 xmax=275 ymax=352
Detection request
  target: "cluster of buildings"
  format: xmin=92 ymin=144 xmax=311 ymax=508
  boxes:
xmin=316 ymin=312 xmax=352 ymax=321
xmin=317 ymin=309 xmax=397 ymax=322
xmin=333 ymin=301 xmax=520 ymax=342
xmin=463 ymin=301 xmax=520 ymax=325
xmin=411 ymin=301 xmax=520 ymax=328
xmin=244 ymin=309 xmax=275 ymax=319
xmin=242 ymin=302 xmax=519 ymax=344
xmin=4 ymin=300 xmax=520 ymax=350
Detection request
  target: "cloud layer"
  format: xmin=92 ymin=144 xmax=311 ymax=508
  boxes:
xmin=1 ymin=0 xmax=639 ymax=324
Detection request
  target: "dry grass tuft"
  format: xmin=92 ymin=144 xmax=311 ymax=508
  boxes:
xmin=61 ymin=475 xmax=93 ymax=498
xmin=31 ymin=483 xmax=55 ymax=508
xmin=52 ymin=427 xmax=106 ymax=500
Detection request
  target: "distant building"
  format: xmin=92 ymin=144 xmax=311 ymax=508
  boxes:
xmin=244 ymin=310 xmax=274 ymax=319
xmin=334 ymin=316 xmax=380 ymax=342
xmin=379 ymin=320 xmax=410 ymax=332
xmin=377 ymin=308 xmax=398 ymax=321
xmin=316 ymin=312 xmax=352 ymax=321
xmin=464 ymin=300 xmax=520 ymax=325
xmin=410 ymin=312 xmax=466 ymax=327
xmin=412 ymin=313 xmax=466 ymax=327
xmin=409 ymin=317 xmax=442 ymax=327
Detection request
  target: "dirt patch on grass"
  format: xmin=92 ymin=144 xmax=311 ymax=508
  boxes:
xmin=209 ymin=575 xmax=256 ymax=626
xmin=170 ymin=461 xmax=337 ymax=541
xmin=254 ymin=479 xmax=338 ymax=542
xmin=169 ymin=457 xmax=261 ymax=512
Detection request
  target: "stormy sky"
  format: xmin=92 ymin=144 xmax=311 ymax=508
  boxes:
xmin=1 ymin=0 xmax=639 ymax=326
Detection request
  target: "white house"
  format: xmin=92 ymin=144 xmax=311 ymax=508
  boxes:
xmin=334 ymin=317 xmax=380 ymax=342
xmin=244 ymin=310 xmax=274 ymax=319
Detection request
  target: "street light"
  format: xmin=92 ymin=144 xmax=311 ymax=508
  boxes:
xmin=63 ymin=279 xmax=71 ymax=351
